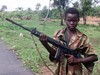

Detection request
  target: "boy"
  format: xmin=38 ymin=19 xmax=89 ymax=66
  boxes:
xmin=39 ymin=8 xmax=98 ymax=75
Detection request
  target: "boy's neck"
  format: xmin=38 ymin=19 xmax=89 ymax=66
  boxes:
xmin=67 ymin=28 xmax=77 ymax=34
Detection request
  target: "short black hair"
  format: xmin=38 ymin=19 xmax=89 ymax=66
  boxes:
xmin=64 ymin=8 xmax=80 ymax=21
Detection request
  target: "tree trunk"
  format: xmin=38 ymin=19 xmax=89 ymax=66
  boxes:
xmin=82 ymin=8 xmax=87 ymax=25
xmin=60 ymin=17 xmax=64 ymax=25
xmin=42 ymin=0 xmax=51 ymax=24
xmin=59 ymin=7 xmax=64 ymax=26
xmin=83 ymin=15 xmax=86 ymax=25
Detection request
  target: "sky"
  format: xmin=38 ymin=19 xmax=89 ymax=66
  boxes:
xmin=0 ymin=0 xmax=79 ymax=11
xmin=0 ymin=0 xmax=50 ymax=11
xmin=2 ymin=0 xmax=99 ymax=11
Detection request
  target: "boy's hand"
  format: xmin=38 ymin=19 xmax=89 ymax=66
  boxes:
xmin=39 ymin=33 xmax=48 ymax=43
xmin=65 ymin=54 xmax=80 ymax=65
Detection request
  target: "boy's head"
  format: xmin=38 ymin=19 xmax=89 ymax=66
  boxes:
xmin=64 ymin=8 xmax=80 ymax=21
xmin=64 ymin=8 xmax=80 ymax=31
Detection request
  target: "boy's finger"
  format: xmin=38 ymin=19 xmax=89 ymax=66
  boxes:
xmin=65 ymin=54 xmax=72 ymax=58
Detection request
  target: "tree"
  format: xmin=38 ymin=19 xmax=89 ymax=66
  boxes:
xmin=73 ymin=1 xmax=79 ymax=8
xmin=52 ymin=0 xmax=70 ymax=25
xmin=35 ymin=3 xmax=41 ymax=11
xmin=35 ymin=3 xmax=41 ymax=19
xmin=91 ymin=0 xmax=100 ymax=16
xmin=92 ymin=0 xmax=100 ymax=6
xmin=0 ymin=5 xmax=7 ymax=20
xmin=72 ymin=0 xmax=100 ymax=25
xmin=16 ymin=7 xmax=23 ymax=11
xmin=15 ymin=7 xmax=24 ymax=20
xmin=27 ymin=8 xmax=32 ymax=12
xmin=50 ymin=9 xmax=60 ymax=19
xmin=42 ymin=0 xmax=51 ymax=24
xmin=80 ymin=0 xmax=92 ymax=25
xmin=40 ymin=6 xmax=48 ymax=18
xmin=0 ymin=5 xmax=7 ymax=12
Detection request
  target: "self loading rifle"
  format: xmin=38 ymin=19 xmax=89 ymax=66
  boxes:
xmin=6 ymin=18 xmax=94 ymax=72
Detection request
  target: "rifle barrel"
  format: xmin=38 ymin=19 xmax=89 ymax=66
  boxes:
xmin=6 ymin=18 xmax=31 ymax=32
xmin=6 ymin=18 xmax=75 ymax=56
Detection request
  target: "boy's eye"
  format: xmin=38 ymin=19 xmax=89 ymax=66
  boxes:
xmin=67 ymin=20 xmax=77 ymax=22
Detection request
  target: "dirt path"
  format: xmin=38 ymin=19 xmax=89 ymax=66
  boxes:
xmin=0 ymin=39 xmax=35 ymax=75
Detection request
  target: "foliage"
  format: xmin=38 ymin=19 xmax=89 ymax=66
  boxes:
xmin=79 ymin=0 xmax=92 ymax=25
xmin=49 ymin=9 xmax=60 ymax=19
xmin=0 ymin=5 xmax=100 ymax=21
xmin=73 ymin=1 xmax=79 ymax=8
xmin=52 ymin=0 xmax=69 ymax=8
xmin=81 ymin=0 xmax=92 ymax=14
xmin=52 ymin=0 xmax=70 ymax=25
xmin=90 ymin=6 xmax=100 ymax=17
xmin=0 ymin=5 xmax=7 ymax=12
xmin=35 ymin=3 xmax=41 ymax=11
xmin=39 ymin=6 xmax=48 ymax=18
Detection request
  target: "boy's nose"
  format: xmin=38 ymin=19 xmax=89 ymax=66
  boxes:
xmin=70 ymin=21 xmax=74 ymax=25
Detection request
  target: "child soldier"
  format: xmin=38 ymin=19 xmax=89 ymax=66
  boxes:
xmin=39 ymin=8 xmax=98 ymax=75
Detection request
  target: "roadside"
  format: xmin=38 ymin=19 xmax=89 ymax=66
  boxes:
xmin=0 ymin=39 xmax=35 ymax=75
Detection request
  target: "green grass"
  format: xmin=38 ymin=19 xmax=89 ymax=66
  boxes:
xmin=0 ymin=19 xmax=100 ymax=74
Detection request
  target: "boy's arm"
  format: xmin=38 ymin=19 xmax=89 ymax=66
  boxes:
xmin=65 ymin=54 xmax=98 ymax=65
xmin=39 ymin=33 xmax=56 ymax=56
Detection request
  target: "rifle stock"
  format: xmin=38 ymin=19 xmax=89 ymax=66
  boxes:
xmin=6 ymin=18 xmax=94 ymax=72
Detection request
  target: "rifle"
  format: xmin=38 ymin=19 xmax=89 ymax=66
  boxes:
xmin=6 ymin=18 xmax=94 ymax=72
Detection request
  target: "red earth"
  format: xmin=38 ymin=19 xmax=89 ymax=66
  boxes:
xmin=79 ymin=16 xmax=100 ymax=26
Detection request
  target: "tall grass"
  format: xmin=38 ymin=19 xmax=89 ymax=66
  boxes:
xmin=0 ymin=19 xmax=100 ymax=74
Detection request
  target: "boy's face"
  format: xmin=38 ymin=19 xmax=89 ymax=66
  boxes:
xmin=64 ymin=13 xmax=79 ymax=31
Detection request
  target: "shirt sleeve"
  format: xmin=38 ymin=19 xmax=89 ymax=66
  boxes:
xmin=49 ymin=29 xmax=65 ymax=62
xmin=81 ymin=35 xmax=97 ymax=57
xmin=49 ymin=30 xmax=61 ymax=62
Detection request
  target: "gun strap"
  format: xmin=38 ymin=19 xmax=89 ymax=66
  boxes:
xmin=30 ymin=34 xmax=55 ymax=75
xmin=64 ymin=28 xmax=69 ymax=75
xmin=64 ymin=29 xmax=69 ymax=47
